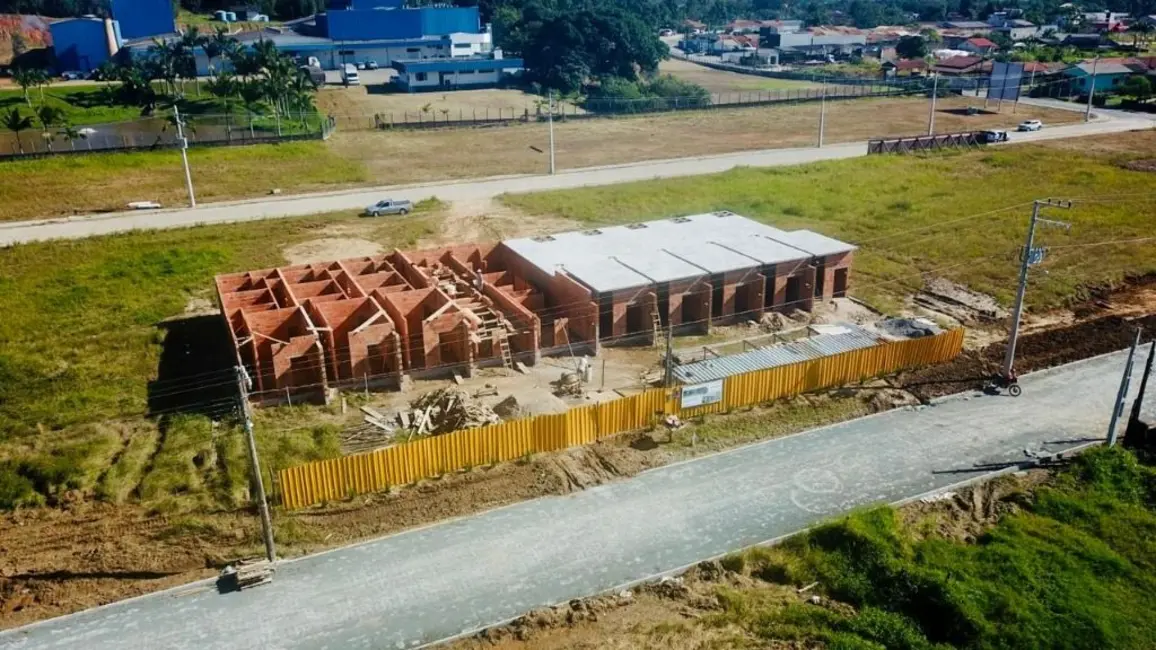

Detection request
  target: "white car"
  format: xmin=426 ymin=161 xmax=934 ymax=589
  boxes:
xmin=1017 ymin=119 xmax=1043 ymax=132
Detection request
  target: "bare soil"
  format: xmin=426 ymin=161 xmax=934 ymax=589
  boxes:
xmin=328 ymin=96 xmax=1080 ymax=186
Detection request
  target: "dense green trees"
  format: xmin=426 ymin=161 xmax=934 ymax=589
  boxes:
xmin=517 ymin=6 xmax=667 ymax=92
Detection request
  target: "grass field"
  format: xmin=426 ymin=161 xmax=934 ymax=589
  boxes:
xmin=0 ymin=86 xmax=141 ymax=127
xmin=0 ymin=205 xmax=440 ymax=438
xmin=503 ymin=130 xmax=1156 ymax=313
xmin=1 ymin=94 xmax=1076 ymax=222
xmin=0 ymin=141 xmax=365 ymax=222
xmin=659 ymin=58 xmax=822 ymax=94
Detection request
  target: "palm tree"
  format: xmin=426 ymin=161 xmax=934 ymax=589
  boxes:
xmin=149 ymin=39 xmax=181 ymax=97
xmin=3 ymin=107 xmax=35 ymax=154
xmin=34 ymin=104 xmax=64 ymax=152
xmin=203 ymin=27 xmax=230 ymax=72
xmin=12 ymin=67 xmax=38 ymax=106
xmin=206 ymin=71 xmax=239 ymax=137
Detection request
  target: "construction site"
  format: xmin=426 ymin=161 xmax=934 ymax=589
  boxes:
xmin=214 ymin=212 xmax=856 ymax=403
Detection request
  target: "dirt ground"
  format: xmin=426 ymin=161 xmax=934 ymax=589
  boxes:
xmin=894 ymin=275 xmax=1156 ymax=402
xmin=316 ymin=87 xmax=583 ymax=131
xmin=326 ymin=96 xmax=1081 ymax=186
xmin=449 ymin=470 xmax=1052 ymax=650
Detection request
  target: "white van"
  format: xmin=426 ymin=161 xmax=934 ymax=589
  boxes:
xmin=342 ymin=63 xmax=360 ymax=86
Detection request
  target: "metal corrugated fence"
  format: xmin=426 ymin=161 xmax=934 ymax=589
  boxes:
xmin=279 ymin=329 xmax=964 ymax=509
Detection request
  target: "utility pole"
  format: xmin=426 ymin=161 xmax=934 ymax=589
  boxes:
xmin=236 ymin=366 xmax=276 ymax=563
xmin=1001 ymin=199 xmax=1072 ymax=379
xmin=1107 ymin=329 xmax=1142 ymax=447
xmin=1084 ymin=56 xmax=1099 ymax=122
xmin=1128 ymin=341 xmax=1155 ymax=426
xmin=927 ymin=72 xmax=939 ymax=136
xmin=817 ymin=79 xmax=827 ymax=148
xmin=547 ymin=91 xmax=556 ymax=175
xmin=174 ymin=104 xmax=196 ymax=208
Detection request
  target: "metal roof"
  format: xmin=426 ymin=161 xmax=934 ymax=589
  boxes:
xmin=673 ymin=324 xmax=881 ymax=384
xmin=392 ymin=57 xmax=523 ymax=73
xmin=501 ymin=213 xmax=854 ymax=294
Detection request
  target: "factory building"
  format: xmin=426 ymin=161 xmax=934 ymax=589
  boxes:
xmin=215 ymin=213 xmax=854 ymax=401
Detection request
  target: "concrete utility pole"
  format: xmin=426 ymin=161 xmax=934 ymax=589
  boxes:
xmin=1107 ymin=329 xmax=1142 ymax=447
xmin=173 ymin=104 xmax=196 ymax=208
xmin=927 ymin=72 xmax=939 ymax=136
xmin=236 ymin=366 xmax=276 ymax=563
xmin=817 ymin=80 xmax=827 ymax=148
xmin=547 ymin=91 xmax=556 ymax=175
xmin=1084 ymin=56 xmax=1099 ymax=123
xmin=1001 ymin=199 xmax=1072 ymax=379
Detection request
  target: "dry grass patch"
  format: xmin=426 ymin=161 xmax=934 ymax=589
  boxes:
xmin=0 ymin=141 xmax=367 ymax=223
xmin=329 ymin=96 xmax=1080 ymax=186
xmin=659 ymin=58 xmax=822 ymax=94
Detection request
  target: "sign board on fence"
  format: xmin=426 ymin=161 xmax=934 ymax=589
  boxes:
xmin=681 ymin=380 xmax=724 ymax=408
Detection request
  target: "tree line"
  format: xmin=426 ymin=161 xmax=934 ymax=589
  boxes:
xmin=3 ymin=27 xmax=318 ymax=153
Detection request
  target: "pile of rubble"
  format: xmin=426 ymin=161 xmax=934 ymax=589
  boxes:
xmin=407 ymin=388 xmax=501 ymax=435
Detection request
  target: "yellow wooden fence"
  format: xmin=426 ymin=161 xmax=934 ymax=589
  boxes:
xmin=278 ymin=328 xmax=964 ymax=509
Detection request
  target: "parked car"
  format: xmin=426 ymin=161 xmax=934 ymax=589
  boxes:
xmin=366 ymin=59 xmax=379 ymax=70
xmin=982 ymin=129 xmax=1009 ymax=143
xmin=364 ymin=198 xmax=413 ymax=217
xmin=60 ymin=70 xmax=85 ymax=81
xmin=342 ymin=63 xmax=360 ymax=86
xmin=1017 ymin=119 xmax=1043 ymax=132
xmin=356 ymin=61 xmax=367 ymax=70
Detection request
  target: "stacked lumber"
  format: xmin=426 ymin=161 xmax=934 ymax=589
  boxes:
xmin=408 ymin=388 xmax=501 ymax=435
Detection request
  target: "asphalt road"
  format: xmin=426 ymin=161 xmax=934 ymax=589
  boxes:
xmin=0 ymin=113 xmax=1150 ymax=247
xmin=0 ymin=349 xmax=1141 ymax=650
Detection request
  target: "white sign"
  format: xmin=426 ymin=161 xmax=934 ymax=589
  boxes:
xmin=681 ymin=380 xmax=724 ymax=408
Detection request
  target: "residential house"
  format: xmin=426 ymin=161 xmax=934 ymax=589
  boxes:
xmin=711 ymin=33 xmax=758 ymax=54
xmin=993 ymin=19 xmax=1038 ymax=41
xmin=683 ymin=19 xmax=707 ymax=35
xmin=726 ymin=19 xmax=763 ymax=34
xmin=1063 ymin=57 xmax=1154 ymax=94
xmin=1061 ymin=33 xmax=1112 ymax=48
xmin=1082 ymin=11 xmax=1130 ymax=32
xmin=933 ymin=54 xmax=985 ymax=75
xmin=881 ymin=58 xmax=928 ymax=76
xmin=759 ymin=20 xmax=803 ymax=34
xmin=959 ymin=36 xmax=998 ymax=55
xmin=940 ymin=20 xmax=991 ymax=32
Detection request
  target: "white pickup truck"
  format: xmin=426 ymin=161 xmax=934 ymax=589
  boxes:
xmin=363 ymin=198 xmax=413 ymax=217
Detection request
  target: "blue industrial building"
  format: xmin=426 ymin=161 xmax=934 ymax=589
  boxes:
xmin=51 ymin=0 xmax=523 ymax=85
xmin=110 ymin=0 xmax=176 ymax=41
xmin=49 ymin=16 xmax=119 ymax=72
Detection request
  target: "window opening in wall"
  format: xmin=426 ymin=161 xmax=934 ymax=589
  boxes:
xmin=598 ymin=292 xmax=613 ymax=339
xmin=813 ymin=256 xmax=826 ymax=298
xmin=657 ymin=283 xmax=670 ymax=328
xmin=785 ymin=276 xmax=801 ymax=308
xmin=833 ymin=268 xmax=848 ymax=297
xmin=625 ymin=303 xmax=644 ymax=334
xmin=760 ymin=264 xmax=777 ymax=308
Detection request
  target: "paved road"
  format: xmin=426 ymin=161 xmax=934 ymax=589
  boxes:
xmin=0 ymin=350 xmax=1140 ymax=650
xmin=1 ymin=114 xmax=1150 ymax=247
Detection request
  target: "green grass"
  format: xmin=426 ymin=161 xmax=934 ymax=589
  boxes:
xmin=0 ymin=86 xmax=141 ymax=127
xmin=700 ymin=447 xmax=1156 ymax=649
xmin=503 ymin=135 xmax=1156 ymax=313
xmin=0 ymin=140 xmax=366 ymax=222
xmin=0 ymin=206 xmax=440 ymax=438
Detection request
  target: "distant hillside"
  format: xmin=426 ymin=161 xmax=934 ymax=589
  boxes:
xmin=0 ymin=14 xmax=52 ymax=66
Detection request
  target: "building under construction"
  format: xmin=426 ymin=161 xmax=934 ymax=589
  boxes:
xmin=214 ymin=212 xmax=855 ymax=400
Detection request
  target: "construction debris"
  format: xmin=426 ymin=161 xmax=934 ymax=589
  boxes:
xmin=493 ymin=395 xmax=522 ymax=418
xmin=877 ymin=317 xmax=942 ymax=339
xmin=218 ymin=559 xmax=274 ymax=591
xmin=408 ymin=388 xmax=501 ymax=434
